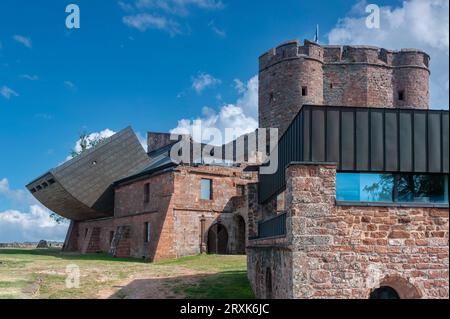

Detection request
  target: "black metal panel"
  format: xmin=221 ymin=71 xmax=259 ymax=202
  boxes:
xmin=370 ymin=110 xmax=384 ymax=171
xmin=356 ymin=110 xmax=369 ymax=170
xmin=341 ymin=110 xmax=355 ymax=170
xmin=443 ymin=113 xmax=449 ymax=173
xmin=311 ymin=108 xmax=325 ymax=162
xmin=326 ymin=110 xmax=340 ymax=163
xmin=385 ymin=110 xmax=398 ymax=171
xmin=399 ymin=112 xmax=413 ymax=171
xmin=414 ymin=113 xmax=427 ymax=172
xmin=259 ymin=105 xmax=449 ymax=204
xmin=428 ymin=112 xmax=441 ymax=172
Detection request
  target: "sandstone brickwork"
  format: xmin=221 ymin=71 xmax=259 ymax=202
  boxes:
xmin=247 ymin=163 xmax=449 ymax=299
xmin=259 ymin=40 xmax=430 ymax=136
xmin=68 ymin=165 xmax=257 ymax=261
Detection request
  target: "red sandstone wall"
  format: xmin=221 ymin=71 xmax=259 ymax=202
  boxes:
xmin=248 ymin=164 xmax=448 ymax=299
xmin=70 ymin=165 xmax=256 ymax=261
xmin=287 ymin=164 xmax=448 ymax=299
xmin=259 ymin=40 xmax=430 ymax=136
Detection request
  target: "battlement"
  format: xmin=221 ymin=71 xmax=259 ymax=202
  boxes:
xmin=260 ymin=39 xmax=430 ymax=71
xmin=259 ymin=39 xmax=431 ymax=136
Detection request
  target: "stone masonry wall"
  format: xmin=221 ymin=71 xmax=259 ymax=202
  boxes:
xmin=70 ymin=165 xmax=257 ymax=261
xmin=247 ymin=163 xmax=448 ymax=299
xmin=288 ymin=163 xmax=448 ymax=299
xmin=259 ymin=40 xmax=430 ymax=136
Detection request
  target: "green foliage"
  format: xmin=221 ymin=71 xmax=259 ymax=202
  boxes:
xmin=70 ymin=132 xmax=108 ymax=158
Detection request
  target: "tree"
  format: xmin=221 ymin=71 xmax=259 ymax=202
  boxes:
xmin=70 ymin=132 xmax=108 ymax=158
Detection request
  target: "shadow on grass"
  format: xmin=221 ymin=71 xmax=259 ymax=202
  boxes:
xmin=109 ymin=270 xmax=254 ymax=299
xmin=0 ymin=248 xmax=144 ymax=263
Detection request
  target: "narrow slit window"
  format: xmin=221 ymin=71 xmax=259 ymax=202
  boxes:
xmin=302 ymin=86 xmax=308 ymax=96
xmin=398 ymin=90 xmax=405 ymax=101
xmin=144 ymin=222 xmax=151 ymax=243
xmin=144 ymin=183 xmax=150 ymax=203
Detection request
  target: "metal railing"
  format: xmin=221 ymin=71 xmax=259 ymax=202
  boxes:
xmin=257 ymin=213 xmax=287 ymax=239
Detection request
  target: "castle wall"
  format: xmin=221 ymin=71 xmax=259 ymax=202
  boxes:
xmin=259 ymin=40 xmax=430 ymax=136
xmin=247 ymin=163 xmax=449 ymax=299
xmin=66 ymin=165 xmax=256 ymax=261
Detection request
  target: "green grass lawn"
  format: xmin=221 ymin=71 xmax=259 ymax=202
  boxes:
xmin=0 ymin=248 xmax=253 ymax=299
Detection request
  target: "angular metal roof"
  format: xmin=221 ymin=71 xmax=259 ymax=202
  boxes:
xmin=26 ymin=127 xmax=151 ymax=221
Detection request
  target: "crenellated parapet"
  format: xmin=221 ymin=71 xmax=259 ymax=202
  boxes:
xmin=259 ymin=39 xmax=431 ymax=135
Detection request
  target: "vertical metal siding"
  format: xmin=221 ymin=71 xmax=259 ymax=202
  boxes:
xmin=259 ymin=105 xmax=449 ymax=204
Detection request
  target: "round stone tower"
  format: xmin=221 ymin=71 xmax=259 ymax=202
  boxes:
xmin=258 ymin=39 xmax=430 ymax=135
xmin=259 ymin=40 xmax=324 ymax=136
xmin=392 ymin=49 xmax=430 ymax=109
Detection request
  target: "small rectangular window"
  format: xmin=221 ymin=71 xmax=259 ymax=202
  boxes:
xmin=201 ymin=179 xmax=212 ymax=200
xmin=302 ymin=86 xmax=308 ymax=96
xmin=144 ymin=183 xmax=150 ymax=203
xmin=144 ymin=222 xmax=151 ymax=243
xmin=398 ymin=90 xmax=405 ymax=101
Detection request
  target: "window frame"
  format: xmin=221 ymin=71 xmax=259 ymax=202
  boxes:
xmin=200 ymin=178 xmax=213 ymax=201
xmin=336 ymin=172 xmax=449 ymax=205
xmin=144 ymin=222 xmax=151 ymax=243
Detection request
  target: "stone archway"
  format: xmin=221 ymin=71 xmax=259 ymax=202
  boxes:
xmin=235 ymin=215 xmax=246 ymax=255
xmin=370 ymin=275 xmax=422 ymax=299
xmin=369 ymin=286 xmax=400 ymax=299
xmin=207 ymin=223 xmax=229 ymax=254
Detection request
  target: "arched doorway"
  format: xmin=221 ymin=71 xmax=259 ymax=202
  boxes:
xmin=370 ymin=275 xmax=422 ymax=299
xmin=369 ymin=286 xmax=400 ymax=299
xmin=207 ymin=223 xmax=228 ymax=254
xmin=235 ymin=215 xmax=246 ymax=255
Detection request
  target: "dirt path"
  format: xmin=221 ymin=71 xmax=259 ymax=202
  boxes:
xmin=98 ymin=266 xmax=212 ymax=299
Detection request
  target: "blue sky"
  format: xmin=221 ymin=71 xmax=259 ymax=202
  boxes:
xmin=1 ymin=0 xmax=448 ymax=242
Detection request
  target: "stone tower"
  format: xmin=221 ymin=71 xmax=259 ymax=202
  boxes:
xmin=259 ymin=39 xmax=430 ymax=136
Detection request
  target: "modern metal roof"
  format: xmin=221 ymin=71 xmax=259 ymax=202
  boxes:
xmin=26 ymin=127 xmax=151 ymax=221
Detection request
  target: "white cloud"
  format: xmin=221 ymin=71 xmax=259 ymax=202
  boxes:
xmin=172 ymin=75 xmax=259 ymax=144
xmin=135 ymin=131 xmax=148 ymax=151
xmin=328 ymin=0 xmax=449 ymax=109
xmin=119 ymin=0 xmax=224 ymax=35
xmin=208 ymin=20 xmax=226 ymax=37
xmin=64 ymin=80 xmax=77 ymax=91
xmin=0 ymin=205 xmax=68 ymax=243
xmin=0 ymin=178 xmax=8 ymax=193
xmin=192 ymin=72 xmax=221 ymax=94
xmin=0 ymin=86 xmax=19 ymax=99
xmin=65 ymin=129 xmax=116 ymax=162
xmin=13 ymin=35 xmax=32 ymax=48
xmin=0 ymin=178 xmax=68 ymax=243
xmin=135 ymin=0 xmax=224 ymax=16
xmin=0 ymin=178 xmax=38 ymax=206
xmin=20 ymin=74 xmax=39 ymax=81
xmin=123 ymin=13 xmax=181 ymax=36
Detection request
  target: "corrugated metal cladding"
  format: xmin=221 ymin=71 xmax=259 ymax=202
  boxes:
xmin=259 ymin=105 xmax=449 ymax=203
